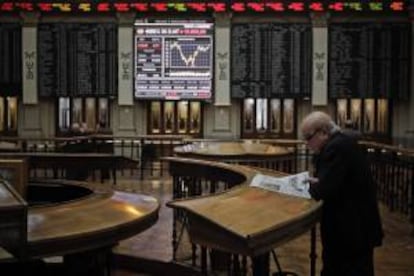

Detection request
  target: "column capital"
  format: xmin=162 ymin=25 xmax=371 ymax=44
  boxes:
xmin=117 ymin=12 xmax=136 ymax=27
xmin=214 ymin=12 xmax=232 ymax=20
xmin=310 ymin=12 xmax=329 ymax=28
xmin=214 ymin=12 xmax=232 ymax=28
xmin=20 ymin=11 xmax=40 ymax=26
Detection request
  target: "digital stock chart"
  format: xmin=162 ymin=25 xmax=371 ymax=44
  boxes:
xmin=134 ymin=20 xmax=213 ymax=100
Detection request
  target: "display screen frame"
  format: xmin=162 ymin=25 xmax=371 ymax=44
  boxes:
xmin=134 ymin=18 xmax=214 ymax=101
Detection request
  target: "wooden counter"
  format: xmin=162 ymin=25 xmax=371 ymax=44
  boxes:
xmin=26 ymin=180 xmax=160 ymax=259
xmin=165 ymin=157 xmax=321 ymax=275
xmin=0 ymin=152 xmax=138 ymax=184
xmin=173 ymin=141 xmax=296 ymax=174
xmin=174 ymin=141 xmax=292 ymax=158
xmin=0 ymin=152 xmax=137 ymax=170
xmin=169 ymin=185 xmax=320 ymax=256
xmin=0 ymin=180 xmax=160 ymax=274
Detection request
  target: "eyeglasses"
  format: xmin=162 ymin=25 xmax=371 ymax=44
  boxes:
xmin=303 ymin=129 xmax=320 ymax=141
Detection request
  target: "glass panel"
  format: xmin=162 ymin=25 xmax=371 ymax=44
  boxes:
xmin=72 ymin=98 xmax=83 ymax=125
xmin=377 ymin=99 xmax=388 ymax=133
xmin=189 ymin=102 xmax=201 ymax=134
xmin=350 ymin=99 xmax=361 ymax=129
xmin=150 ymin=102 xmax=161 ymax=134
xmin=98 ymin=98 xmax=109 ymax=129
xmin=270 ymin=99 xmax=281 ymax=133
xmin=283 ymin=99 xmax=294 ymax=134
xmin=85 ymin=98 xmax=96 ymax=132
xmin=7 ymin=97 xmax=17 ymax=131
xmin=256 ymin=98 xmax=267 ymax=133
xmin=243 ymin=98 xmax=254 ymax=133
xmin=364 ymin=99 xmax=375 ymax=133
xmin=164 ymin=101 xmax=175 ymax=134
xmin=58 ymin=97 xmax=71 ymax=130
xmin=336 ymin=99 xmax=348 ymax=128
xmin=0 ymin=98 xmax=4 ymax=131
xmin=177 ymin=101 xmax=188 ymax=134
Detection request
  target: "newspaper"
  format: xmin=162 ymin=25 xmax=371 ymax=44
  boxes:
xmin=250 ymin=171 xmax=311 ymax=199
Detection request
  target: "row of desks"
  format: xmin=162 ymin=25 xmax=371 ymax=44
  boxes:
xmin=0 ymin=151 xmax=155 ymax=274
xmin=0 ymin=142 xmax=320 ymax=275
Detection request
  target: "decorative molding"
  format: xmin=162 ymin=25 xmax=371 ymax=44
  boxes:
xmin=214 ymin=13 xmax=231 ymax=106
xmin=20 ymin=11 xmax=39 ymax=26
xmin=116 ymin=12 xmax=135 ymax=26
xmin=22 ymin=25 xmax=38 ymax=104
xmin=310 ymin=12 xmax=329 ymax=27
xmin=118 ymin=25 xmax=134 ymax=106
xmin=311 ymin=25 xmax=328 ymax=106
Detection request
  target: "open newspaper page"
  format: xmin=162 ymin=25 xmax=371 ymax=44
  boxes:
xmin=250 ymin=171 xmax=311 ymax=199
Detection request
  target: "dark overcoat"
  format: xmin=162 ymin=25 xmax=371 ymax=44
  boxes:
xmin=310 ymin=132 xmax=383 ymax=256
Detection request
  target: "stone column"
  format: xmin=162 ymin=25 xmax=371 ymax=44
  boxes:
xmin=22 ymin=12 xmax=38 ymax=105
xmin=115 ymin=12 xmax=136 ymax=136
xmin=203 ymin=13 xmax=237 ymax=139
xmin=311 ymin=12 xmax=329 ymax=107
xmin=117 ymin=12 xmax=134 ymax=106
xmin=20 ymin=12 xmax=44 ymax=137
xmin=214 ymin=12 xmax=231 ymax=106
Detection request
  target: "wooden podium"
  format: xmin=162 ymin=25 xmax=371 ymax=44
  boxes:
xmin=166 ymin=157 xmax=321 ymax=276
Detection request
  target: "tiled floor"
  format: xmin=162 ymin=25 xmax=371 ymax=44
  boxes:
xmin=111 ymin=175 xmax=414 ymax=276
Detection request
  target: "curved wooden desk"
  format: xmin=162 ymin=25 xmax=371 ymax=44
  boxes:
xmin=0 ymin=152 xmax=138 ymax=184
xmin=27 ymin=180 xmax=159 ymax=258
xmin=174 ymin=141 xmax=292 ymax=158
xmin=166 ymin=157 xmax=321 ymax=276
xmin=174 ymin=141 xmax=295 ymax=174
xmin=1 ymin=180 xmax=159 ymax=274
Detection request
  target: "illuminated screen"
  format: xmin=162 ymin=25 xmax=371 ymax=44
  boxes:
xmin=134 ymin=19 xmax=213 ymax=100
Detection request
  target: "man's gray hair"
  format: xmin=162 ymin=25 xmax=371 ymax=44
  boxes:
xmin=301 ymin=111 xmax=340 ymax=135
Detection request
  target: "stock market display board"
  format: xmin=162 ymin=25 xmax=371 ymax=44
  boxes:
xmin=134 ymin=19 xmax=213 ymax=100
xmin=38 ymin=23 xmax=117 ymax=97
xmin=329 ymin=22 xmax=411 ymax=99
xmin=231 ymin=23 xmax=312 ymax=99
xmin=0 ymin=23 xmax=21 ymax=95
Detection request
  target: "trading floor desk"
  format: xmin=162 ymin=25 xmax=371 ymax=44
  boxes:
xmin=166 ymin=157 xmax=321 ymax=276
xmin=0 ymin=179 xmax=160 ymax=275
xmin=0 ymin=152 xmax=138 ymax=184
xmin=174 ymin=141 xmax=296 ymax=174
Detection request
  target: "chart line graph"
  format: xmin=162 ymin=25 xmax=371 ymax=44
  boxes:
xmin=134 ymin=21 xmax=213 ymax=100
xmin=168 ymin=38 xmax=211 ymax=68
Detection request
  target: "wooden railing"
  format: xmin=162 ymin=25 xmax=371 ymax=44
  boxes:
xmin=359 ymin=142 xmax=414 ymax=226
xmin=0 ymin=135 xmax=188 ymax=180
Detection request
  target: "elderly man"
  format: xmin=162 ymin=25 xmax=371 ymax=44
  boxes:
xmin=300 ymin=111 xmax=383 ymax=276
